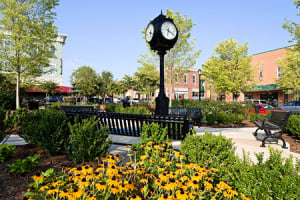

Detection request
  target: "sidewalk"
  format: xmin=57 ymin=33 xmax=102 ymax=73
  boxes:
xmin=3 ymin=127 xmax=300 ymax=164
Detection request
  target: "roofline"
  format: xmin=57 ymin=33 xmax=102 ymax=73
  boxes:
xmin=251 ymin=44 xmax=296 ymax=56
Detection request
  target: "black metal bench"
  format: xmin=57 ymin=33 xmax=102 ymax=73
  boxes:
xmin=253 ymin=110 xmax=291 ymax=149
xmin=169 ymin=107 xmax=201 ymax=125
xmin=64 ymin=109 xmax=191 ymax=141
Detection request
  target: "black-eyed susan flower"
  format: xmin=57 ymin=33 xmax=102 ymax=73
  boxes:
xmin=165 ymin=161 xmax=172 ymax=166
xmin=96 ymin=182 xmax=107 ymax=191
xmin=191 ymin=172 xmax=202 ymax=182
xmin=110 ymin=184 xmax=120 ymax=195
xmin=78 ymin=178 xmax=90 ymax=189
xmin=82 ymin=165 xmax=93 ymax=175
xmin=39 ymin=183 xmax=49 ymax=191
xmin=130 ymin=194 xmax=142 ymax=200
xmin=204 ymin=181 xmax=213 ymax=191
xmin=241 ymin=195 xmax=251 ymax=200
xmin=32 ymin=173 xmax=44 ymax=182
xmin=107 ymin=176 xmax=120 ymax=186
xmin=188 ymin=180 xmax=199 ymax=190
xmin=189 ymin=193 xmax=196 ymax=200
xmin=164 ymin=178 xmax=177 ymax=191
xmin=140 ymin=154 xmax=149 ymax=160
xmin=71 ymin=187 xmax=84 ymax=199
xmin=158 ymin=173 xmax=168 ymax=182
xmin=59 ymin=189 xmax=70 ymax=199
xmin=86 ymin=195 xmax=97 ymax=200
xmin=140 ymin=178 xmax=148 ymax=184
xmin=124 ymin=180 xmax=135 ymax=190
xmin=176 ymin=188 xmax=188 ymax=200
xmin=158 ymin=193 xmax=170 ymax=200
xmin=46 ymin=186 xmax=58 ymax=196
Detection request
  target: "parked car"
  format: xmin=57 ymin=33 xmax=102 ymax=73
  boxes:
xmin=277 ymin=101 xmax=300 ymax=113
xmin=129 ymin=98 xmax=140 ymax=104
xmin=243 ymin=99 xmax=267 ymax=104
xmin=113 ymin=98 xmax=121 ymax=104
xmin=38 ymin=96 xmax=63 ymax=102
xmin=88 ymin=97 xmax=103 ymax=104
xmin=250 ymin=104 xmax=275 ymax=114
xmin=104 ymin=97 xmax=113 ymax=103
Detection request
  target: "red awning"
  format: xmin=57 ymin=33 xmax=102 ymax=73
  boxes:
xmin=27 ymin=86 xmax=72 ymax=93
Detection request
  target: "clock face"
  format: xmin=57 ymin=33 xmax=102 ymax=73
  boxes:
xmin=161 ymin=21 xmax=177 ymax=40
xmin=145 ymin=24 xmax=154 ymax=42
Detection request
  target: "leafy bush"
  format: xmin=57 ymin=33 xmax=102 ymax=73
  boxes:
xmin=68 ymin=116 xmax=112 ymax=163
xmin=6 ymin=153 xmax=41 ymax=175
xmin=0 ymin=107 xmax=13 ymax=143
xmin=0 ymin=144 xmax=15 ymax=162
xmin=180 ymin=132 xmax=238 ymax=169
xmin=0 ymin=91 xmax=15 ymax=110
xmin=104 ymin=103 xmax=120 ymax=112
xmin=20 ymin=109 xmax=70 ymax=156
xmin=131 ymin=123 xmax=169 ymax=160
xmin=229 ymin=148 xmax=300 ymax=199
xmin=286 ymin=114 xmax=300 ymax=138
xmin=7 ymin=107 xmax=28 ymax=127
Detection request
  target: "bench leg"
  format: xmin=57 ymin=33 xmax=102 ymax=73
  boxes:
xmin=254 ymin=127 xmax=260 ymax=136
xmin=261 ymin=129 xmax=271 ymax=147
xmin=278 ymin=131 xmax=288 ymax=149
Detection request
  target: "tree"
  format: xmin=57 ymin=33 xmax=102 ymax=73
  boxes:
xmin=0 ymin=0 xmax=59 ymax=109
xmin=99 ymin=70 xmax=113 ymax=103
xmin=135 ymin=56 xmax=159 ymax=99
xmin=282 ymin=0 xmax=300 ymax=45
xmin=37 ymin=80 xmax=59 ymax=100
xmin=70 ymin=66 xmax=100 ymax=99
xmin=276 ymin=48 xmax=300 ymax=100
xmin=141 ymin=9 xmax=201 ymax=106
xmin=278 ymin=0 xmax=300 ymax=100
xmin=202 ymin=38 xmax=256 ymax=100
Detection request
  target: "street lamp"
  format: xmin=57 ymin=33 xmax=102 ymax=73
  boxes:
xmin=198 ymin=69 xmax=202 ymax=101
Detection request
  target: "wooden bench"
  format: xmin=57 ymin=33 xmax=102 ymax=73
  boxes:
xmin=169 ymin=107 xmax=201 ymax=125
xmin=64 ymin=109 xmax=192 ymax=141
xmin=253 ymin=110 xmax=291 ymax=149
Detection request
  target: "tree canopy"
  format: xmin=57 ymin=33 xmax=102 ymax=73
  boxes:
xmin=70 ymin=65 xmax=101 ymax=98
xmin=202 ymin=38 xmax=256 ymax=100
xmin=0 ymin=0 xmax=59 ymax=108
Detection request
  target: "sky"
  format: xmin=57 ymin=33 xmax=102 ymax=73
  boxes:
xmin=54 ymin=0 xmax=298 ymax=87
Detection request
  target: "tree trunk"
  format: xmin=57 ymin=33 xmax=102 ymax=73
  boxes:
xmin=16 ymin=72 xmax=20 ymax=109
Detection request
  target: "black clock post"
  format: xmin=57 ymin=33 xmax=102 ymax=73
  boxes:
xmin=145 ymin=12 xmax=178 ymax=115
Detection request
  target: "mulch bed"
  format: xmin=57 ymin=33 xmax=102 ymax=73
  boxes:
xmin=0 ymin=120 xmax=299 ymax=200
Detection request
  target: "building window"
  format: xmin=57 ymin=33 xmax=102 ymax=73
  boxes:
xmin=49 ymin=64 xmax=55 ymax=75
xmin=175 ymin=73 xmax=178 ymax=83
xmin=277 ymin=67 xmax=282 ymax=78
xmin=193 ymin=75 xmax=196 ymax=84
xmin=50 ymin=45 xmax=56 ymax=56
xmin=184 ymin=74 xmax=187 ymax=84
xmin=259 ymin=70 xmax=263 ymax=80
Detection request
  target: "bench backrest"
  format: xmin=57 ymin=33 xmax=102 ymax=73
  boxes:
xmin=64 ymin=110 xmax=190 ymax=140
xmin=269 ymin=110 xmax=290 ymax=129
xmin=169 ymin=107 xmax=201 ymax=119
xmin=60 ymin=105 xmax=94 ymax=112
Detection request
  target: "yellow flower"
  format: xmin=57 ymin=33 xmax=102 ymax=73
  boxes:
xmin=154 ymin=144 xmax=160 ymax=149
xmin=167 ymin=171 xmax=177 ymax=179
xmin=145 ymin=146 xmax=152 ymax=151
xmin=158 ymin=167 xmax=165 ymax=172
xmin=158 ymin=194 xmax=171 ymax=200
xmin=127 ymin=153 xmax=133 ymax=156
xmin=147 ymin=141 xmax=154 ymax=145
xmin=124 ymin=180 xmax=136 ymax=190
xmin=78 ymin=178 xmax=90 ymax=189
xmin=82 ymin=165 xmax=93 ymax=175
xmin=46 ymin=186 xmax=59 ymax=196
xmin=176 ymin=168 xmax=186 ymax=175
xmin=160 ymin=158 xmax=167 ymax=162
xmin=204 ymin=181 xmax=213 ymax=191
xmin=140 ymin=154 xmax=149 ymax=160
xmin=188 ymin=180 xmax=199 ymax=190
xmin=96 ymin=182 xmax=107 ymax=191
xmin=164 ymin=179 xmax=177 ymax=191
xmin=86 ymin=195 xmax=97 ymax=200
xmin=165 ymin=161 xmax=172 ymax=166
xmin=107 ymin=176 xmax=120 ymax=186
xmin=191 ymin=172 xmax=203 ymax=182
xmin=71 ymin=188 xmax=84 ymax=199
xmin=179 ymin=175 xmax=189 ymax=182
xmin=189 ymin=193 xmax=196 ymax=200
xmin=110 ymin=184 xmax=120 ymax=194
xmin=158 ymin=173 xmax=168 ymax=182
xmin=59 ymin=189 xmax=70 ymax=199
xmin=32 ymin=174 xmax=44 ymax=182
xmin=176 ymin=189 xmax=188 ymax=200
xmin=130 ymin=194 xmax=142 ymax=200
xmin=241 ymin=195 xmax=251 ymax=200
xmin=140 ymin=178 xmax=148 ymax=184
xmin=154 ymin=178 xmax=162 ymax=187
xmin=39 ymin=183 xmax=49 ymax=191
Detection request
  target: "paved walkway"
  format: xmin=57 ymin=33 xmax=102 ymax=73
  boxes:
xmin=3 ymin=127 xmax=300 ymax=164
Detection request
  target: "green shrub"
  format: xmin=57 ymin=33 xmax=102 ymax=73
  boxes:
xmin=68 ymin=116 xmax=112 ymax=163
xmin=0 ymin=91 xmax=15 ymax=110
xmin=0 ymin=144 xmax=15 ymax=162
xmin=20 ymin=109 xmax=70 ymax=156
xmin=180 ymin=132 xmax=238 ymax=169
xmin=7 ymin=107 xmax=28 ymax=127
xmin=229 ymin=148 xmax=300 ymax=199
xmin=286 ymin=115 xmax=300 ymax=138
xmin=206 ymin=113 xmax=216 ymax=125
xmin=131 ymin=123 xmax=169 ymax=160
xmin=7 ymin=153 xmax=41 ymax=175
xmin=0 ymin=107 xmax=13 ymax=142
xmin=6 ymin=153 xmax=41 ymax=175
xmin=104 ymin=103 xmax=120 ymax=112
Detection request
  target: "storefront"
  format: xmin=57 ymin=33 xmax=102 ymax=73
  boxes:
xmin=243 ymin=84 xmax=285 ymax=107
